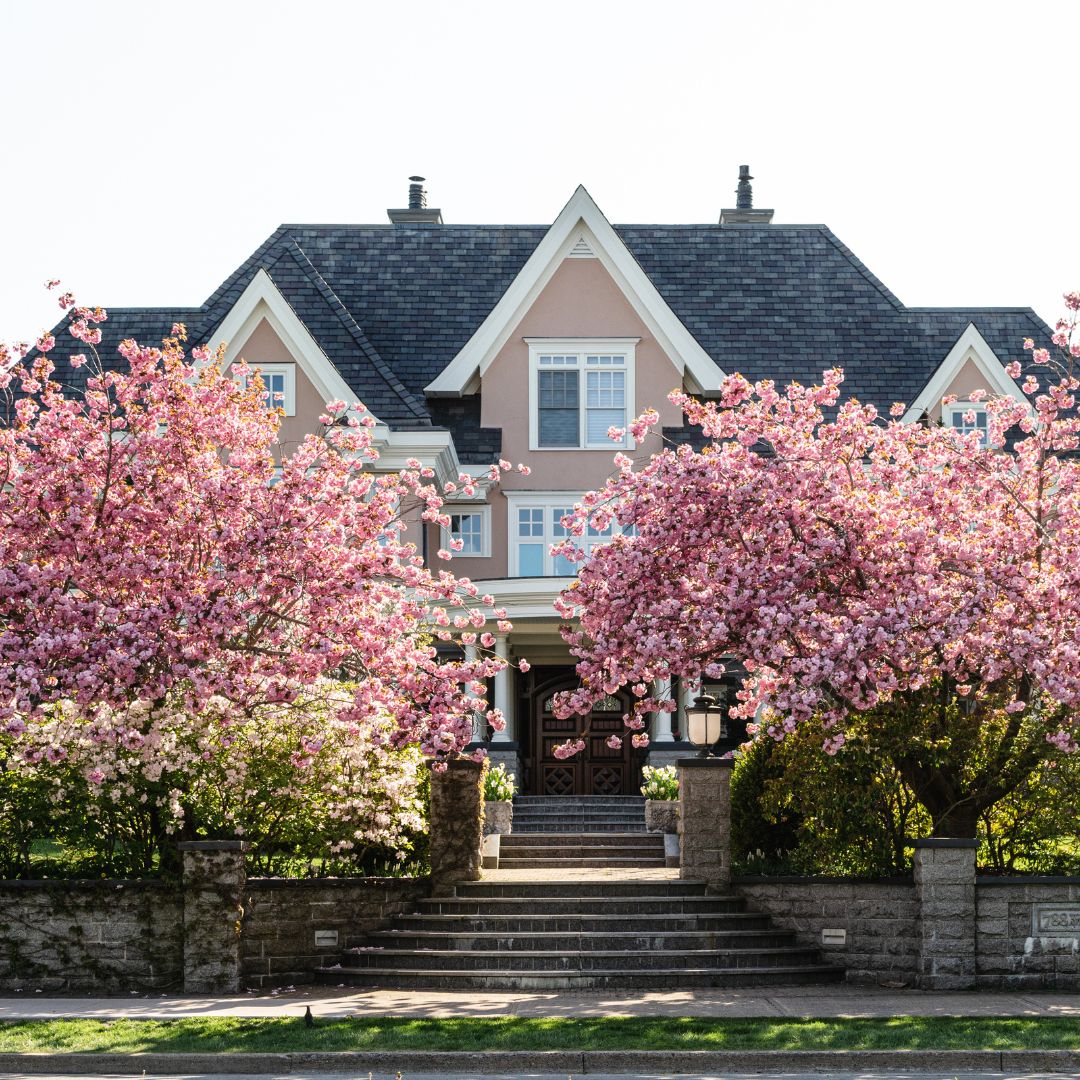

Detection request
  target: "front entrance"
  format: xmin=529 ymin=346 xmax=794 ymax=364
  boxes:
xmin=527 ymin=670 xmax=638 ymax=795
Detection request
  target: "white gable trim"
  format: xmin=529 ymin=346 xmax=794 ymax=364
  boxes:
xmin=902 ymin=323 xmax=1029 ymax=423
xmin=425 ymin=186 xmax=725 ymax=397
xmin=206 ymin=268 xmax=383 ymax=426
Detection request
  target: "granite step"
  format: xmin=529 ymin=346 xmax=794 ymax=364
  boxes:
xmin=414 ymin=895 xmax=747 ymax=916
xmin=317 ymin=965 xmax=845 ymax=990
xmin=455 ymin=880 xmax=706 ymax=898
xmin=393 ymin=912 xmax=775 ymax=933
xmin=364 ymin=929 xmax=799 ymax=951
xmin=338 ymin=945 xmax=828 ymax=972
xmin=499 ymin=832 xmax=661 ymax=848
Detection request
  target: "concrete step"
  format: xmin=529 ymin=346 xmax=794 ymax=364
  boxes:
xmin=453 ymin=880 xmax=709 ymax=898
xmin=316 ymin=965 xmax=845 ymax=990
xmin=416 ymin=896 xmax=749 ymax=916
xmin=500 ymin=831 xmax=660 ymax=845
xmin=365 ymin=929 xmax=799 ymax=952
xmin=393 ymin=912 xmax=775 ymax=933
xmin=512 ymin=822 xmax=649 ymax=833
xmin=497 ymin=846 xmax=663 ymax=858
xmin=338 ymin=945 xmax=828 ymax=972
xmin=497 ymin=858 xmax=667 ymax=869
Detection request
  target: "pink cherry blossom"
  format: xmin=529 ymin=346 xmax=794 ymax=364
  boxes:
xmin=0 ymin=292 xmax=513 ymax=773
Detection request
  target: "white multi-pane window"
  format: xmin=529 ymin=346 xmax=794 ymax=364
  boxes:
xmin=509 ymin=495 xmax=625 ymax=577
xmin=943 ymin=403 xmax=988 ymax=447
xmin=441 ymin=507 xmax=491 ymax=557
xmin=234 ymin=363 xmax=296 ymax=416
xmin=528 ymin=340 xmax=636 ymax=449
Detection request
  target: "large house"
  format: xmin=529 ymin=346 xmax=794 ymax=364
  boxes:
xmin=60 ymin=173 xmax=1051 ymax=796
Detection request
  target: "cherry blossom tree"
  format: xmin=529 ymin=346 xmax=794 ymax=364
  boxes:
xmin=554 ymin=294 xmax=1080 ymax=836
xmin=0 ymin=287 xmax=510 ymax=793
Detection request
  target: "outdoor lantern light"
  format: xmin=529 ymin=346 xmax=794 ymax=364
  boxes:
xmin=686 ymin=695 xmax=726 ymax=756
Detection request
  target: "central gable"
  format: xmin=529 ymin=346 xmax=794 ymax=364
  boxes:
xmin=425 ymin=186 xmax=724 ymax=397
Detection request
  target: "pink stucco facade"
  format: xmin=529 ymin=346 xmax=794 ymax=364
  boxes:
xmin=445 ymin=257 xmax=685 ymax=580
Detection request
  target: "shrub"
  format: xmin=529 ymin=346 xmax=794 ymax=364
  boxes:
xmin=640 ymin=765 xmax=679 ymax=801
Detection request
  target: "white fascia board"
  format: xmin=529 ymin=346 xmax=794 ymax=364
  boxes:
xmin=903 ymin=322 xmax=1029 ymax=423
xmin=374 ymin=428 xmax=461 ymax=487
xmin=425 ymin=185 xmax=725 ymax=397
xmin=467 ymin=577 xmax=572 ymax=620
xmin=207 ymin=268 xmax=377 ymax=424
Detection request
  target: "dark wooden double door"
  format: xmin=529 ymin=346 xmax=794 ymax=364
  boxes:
xmin=531 ymin=675 xmax=636 ymax=796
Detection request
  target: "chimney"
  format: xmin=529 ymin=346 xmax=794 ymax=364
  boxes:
xmin=719 ymin=165 xmax=774 ymax=225
xmin=387 ymin=175 xmax=443 ymax=224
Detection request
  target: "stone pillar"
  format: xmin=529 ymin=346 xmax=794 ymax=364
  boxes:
xmin=651 ymin=678 xmax=674 ymax=742
xmin=913 ymin=838 xmax=978 ymax=990
xmin=677 ymin=758 xmax=733 ymax=892
xmin=429 ymin=758 xmax=486 ymax=896
xmin=178 ymin=840 xmax=249 ymax=993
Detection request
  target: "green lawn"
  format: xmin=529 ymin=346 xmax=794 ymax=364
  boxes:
xmin=0 ymin=1016 xmax=1078 ymax=1054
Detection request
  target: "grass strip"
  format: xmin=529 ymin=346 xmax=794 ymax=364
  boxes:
xmin=0 ymin=1016 xmax=1078 ymax=1054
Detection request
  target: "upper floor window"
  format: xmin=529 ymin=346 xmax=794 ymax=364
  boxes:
xmin=507 ymin=492 xmax=628 ymax=577
xmin=441 ymin=506 xmax=491 ymax=557
xmin=943 ymin=402 xmax=988 ymax=446
xmin=527 ymin=340 xmax=636 ymax=450
xmin=235 ymin=362 xmax=297 ymax=416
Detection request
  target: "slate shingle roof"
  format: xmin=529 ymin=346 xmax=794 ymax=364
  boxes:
xmin=38 ymin=221 xmax=1054 ymax=457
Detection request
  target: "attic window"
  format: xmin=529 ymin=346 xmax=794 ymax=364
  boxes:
xmin=235 ymin=363 xmax=296 ymax=416
xmin=943 ymin=402 xmax=988 ymax=447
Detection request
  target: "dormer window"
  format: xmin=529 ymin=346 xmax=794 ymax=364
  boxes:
xmin=527 ymin=339 xmax=636 ymax=450
xmin=943 ymin=401 xmax=988 ymax=446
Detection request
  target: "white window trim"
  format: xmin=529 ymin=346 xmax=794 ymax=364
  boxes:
xmin=234 ymin=362 xmax=297 ymax=416
xmin=505 ymin=491 xmax=626 ymax=577
xmin=527 ymin=339 xmax=636 ymax=451
xmin=441 ymin=504 xmax=492 ymax=558
xmin=942 ymin=401 xmax=989 ymax=444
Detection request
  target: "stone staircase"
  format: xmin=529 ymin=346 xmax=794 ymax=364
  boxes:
xmin=316 ymin=795 xmax=844 ymax=989
xmin=512 ymin=794 xmax=649 ymax=833
xmin=500 ymin=796 xmax=663 ymax=868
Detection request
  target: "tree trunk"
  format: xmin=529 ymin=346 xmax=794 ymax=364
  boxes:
xmin=929 ymin=802 xmax=981 ymax=839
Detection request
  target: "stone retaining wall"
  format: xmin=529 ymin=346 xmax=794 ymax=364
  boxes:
xmin=736 ymin=876 xmax=918 ymax=983
xmin=976 ymin=877 xmax=1080 ymax=990
xmin=0 ymin=880 xmax=183 ymax=993
xmin=0 ymin=874 xmax=428 ymax=994
xmin=241 ymin=877 xmax=429 ymax=989
xmin=736 ymin=874 xmax=1080 ymax=990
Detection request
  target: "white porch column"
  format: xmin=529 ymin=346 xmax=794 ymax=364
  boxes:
xmin=652 ymin=677 xmax=674 ymax=742
xmin=678 ymin=676 xmax=700 ymax=742
xmin=463 ymin=643 xmax=485 ymax=743
xmin=491 ymin=633 xmax=513 ymax=743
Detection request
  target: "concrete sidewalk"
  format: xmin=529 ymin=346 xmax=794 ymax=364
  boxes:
xmin=0 ymin=985 xmax=1078 ymax=1020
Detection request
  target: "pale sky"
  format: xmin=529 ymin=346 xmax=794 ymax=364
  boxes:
xmin=2 ymin=0 xmax=1076 ymax=349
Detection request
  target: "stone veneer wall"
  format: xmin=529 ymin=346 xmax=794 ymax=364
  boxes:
xmin=736 ymin=876 xmax=919 ymax=983
xmin=0 ymin=880 xmax=183 ymax=992
xmin=976 ymin=878 xmax=1080 ymax=990
xmin=737 ymin=875 xmax=1080 ymax=990
xmin=241 ymin=877 xmax=428 ymax=989
xmin=0 ymin=875 xmax=429 ymax=993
